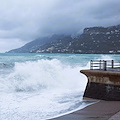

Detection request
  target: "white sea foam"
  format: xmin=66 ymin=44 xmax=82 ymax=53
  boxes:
xmin=0 ymin=59 xmax=87 ymax=92
xmin=0 ymin=54 xmax=116 ymax=120
xmin=98 ymin=55 xmax=114 ymax=60
xmin=0 ymin=58 xmax=88 ymax=120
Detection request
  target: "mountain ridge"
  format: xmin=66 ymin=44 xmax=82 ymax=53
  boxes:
xmin=8 ymin=24 xmax=120 ymax=54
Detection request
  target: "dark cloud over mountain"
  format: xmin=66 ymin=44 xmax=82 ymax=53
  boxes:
xmin=0 ymin=0 xmax=120 ymax=52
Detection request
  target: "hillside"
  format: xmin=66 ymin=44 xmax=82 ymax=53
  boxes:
xmin=8 ymin=24 xmax=120 ymax=54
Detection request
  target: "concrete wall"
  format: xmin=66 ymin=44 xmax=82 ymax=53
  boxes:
xmin=80 ymin=70 xmax=120 ymax=101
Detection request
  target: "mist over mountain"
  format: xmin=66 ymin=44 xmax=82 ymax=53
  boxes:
xmin=8 ymin=24 xmax=120 ymax=54
xmin=8 ymin=35 xmax=66 ymax=53
xmin=0 ymin=0 xmax=120 ymax=52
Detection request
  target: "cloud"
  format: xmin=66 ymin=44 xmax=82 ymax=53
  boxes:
xmin=0 ymin=38 xmax=25 ymax=53
xmin=0 ymin=0 xmax=120 ymax=52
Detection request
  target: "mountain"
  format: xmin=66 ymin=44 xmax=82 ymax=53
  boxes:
xmin=8 ymin=24 xmax=120 ymax=54
xmin=69 ymin=24 xmax=120 ymax=54
xmin=8 ymin=35 xmax=67 ymax=53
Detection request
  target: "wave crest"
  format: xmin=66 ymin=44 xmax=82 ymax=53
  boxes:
xmin=0 ymin=59 xmax=87 ymax=92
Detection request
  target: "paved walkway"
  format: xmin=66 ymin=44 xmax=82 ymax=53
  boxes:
xmin=109 ymin=111 xmax=120 ymax=120
xmin=50 ymin=101 xmax=120 ymax=120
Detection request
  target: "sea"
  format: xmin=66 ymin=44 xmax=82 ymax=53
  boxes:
xmin=0 ymin=53 xmax=120 ymax=120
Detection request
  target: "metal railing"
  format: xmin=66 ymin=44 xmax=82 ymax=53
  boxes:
xmin=90 ymin=60 xmax=120 ymax=71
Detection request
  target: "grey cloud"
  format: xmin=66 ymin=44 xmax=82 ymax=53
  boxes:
xmin=89 ymin=1 xmax=120 ymax=20
xmin=0 ymin=0 xmax=120 ymax=52
xmin=0 ymin=38 xmax=26 ymax=52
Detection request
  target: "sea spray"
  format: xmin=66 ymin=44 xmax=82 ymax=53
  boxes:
xmin=0 ymin=53 xmax=118 ymax=120
xmin=0 ymin=59 xmax=87 ymax=92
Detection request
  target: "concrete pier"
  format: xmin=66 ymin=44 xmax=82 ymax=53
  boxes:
xmin=80 ymin=70 xmax=120 ymax=101
xmin=50 ymin=60 xmax=120 ymax=120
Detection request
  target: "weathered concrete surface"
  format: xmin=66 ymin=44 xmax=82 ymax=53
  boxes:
xmin=80 ymin=70 xmax=120 ymax=101
xmin=80 ymin=70 xmax=120 ymax=85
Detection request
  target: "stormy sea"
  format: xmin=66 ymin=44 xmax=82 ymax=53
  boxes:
xmin=0 ymin=53 xmax=120 ymax=120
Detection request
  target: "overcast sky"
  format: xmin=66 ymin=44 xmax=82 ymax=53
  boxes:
xmin=0 ymin=0 xmax=120 ymax=52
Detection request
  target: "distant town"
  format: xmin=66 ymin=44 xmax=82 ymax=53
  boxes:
xmin=8 ymin=24 xmax=120 ymax=54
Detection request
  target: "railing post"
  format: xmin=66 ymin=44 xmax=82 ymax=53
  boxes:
xmin=112 ymin=60 xmax=114 ymax=69
xmin=100 ymin=60 xmax=101 ymax=70
xmin=90 ymin=60 xmax=93 ymax=70
xmin=103 ymin=61 xmax=107 ymax=71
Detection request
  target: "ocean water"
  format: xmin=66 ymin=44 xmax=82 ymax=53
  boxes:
xmin=0 ymin=53 xmax=120 ymax=120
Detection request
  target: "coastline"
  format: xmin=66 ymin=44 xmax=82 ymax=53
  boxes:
xmin=50 ymin=101 xmax=120 ymax=120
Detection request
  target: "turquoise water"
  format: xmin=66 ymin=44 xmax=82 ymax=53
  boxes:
xmin=0 ymin=53 xmax=120 ymax=120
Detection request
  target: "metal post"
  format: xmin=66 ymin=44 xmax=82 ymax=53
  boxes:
xmin=103 ymin=61 xmax=107 ymax=71
xmin=90 ymin=60 xmax=93 ymax=70
xmin=112 ymin=60 xmax=114 ymax=69
xmin=100 ymin=60 xmax=101 ymax=70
